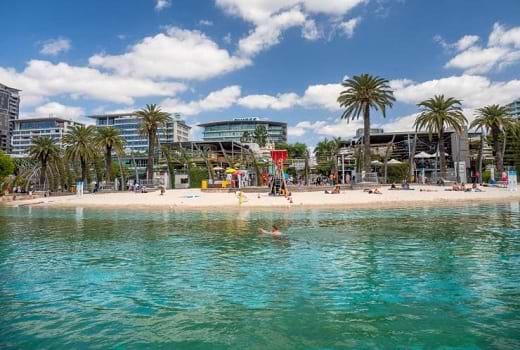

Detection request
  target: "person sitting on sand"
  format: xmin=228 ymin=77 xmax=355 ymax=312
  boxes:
xmin=390 ymin=183 xmax=397 ymax=189
xmin=402 ymin=181 xmax=410 ymax=190
xmin=259 ymin=225 xmax=282 ymax=237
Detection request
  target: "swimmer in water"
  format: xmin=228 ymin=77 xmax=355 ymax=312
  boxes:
xmin=259 ymin=225 xmax=282 ymax=237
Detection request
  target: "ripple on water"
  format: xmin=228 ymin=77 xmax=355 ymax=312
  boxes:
xmin=0 ymin=202 xmax=519 ymax=349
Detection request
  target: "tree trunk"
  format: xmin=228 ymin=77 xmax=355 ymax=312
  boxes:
xmin=478 ymin=131 xmax=484 ymax=184
xmin=438 ymin=129 xmax=447 ymax=179
xmin=492 ymin=129 xmax=504 ymax=173
xmin=409 ymin=134 xmax=417 ymax=180
xmin=40 ymin=157 xmax=47 ymax=188
xmin=147 ymin=131 xmax=155 ymax=181
xmin=80 ymin=157 xmax=87 ymax=183
xmin=105 ymin=145 xmax=112 ymax=183
xmin=363 ymin=104 xmax=371 ymax=177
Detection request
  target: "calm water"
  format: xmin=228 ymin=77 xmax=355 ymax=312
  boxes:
xmin=1 ymin=203 xmax=519 ymax=349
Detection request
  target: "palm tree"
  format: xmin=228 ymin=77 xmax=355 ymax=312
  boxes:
xmin=414 ymin=95 xmax=467 ymax=178
xmin=136 ymin=104 xmax=171 ymax=181
xmin=470 ymin=104 xmax=514 ymax=174
xmin=338 ymin=74 xmax=395 ymax=175
xmin=253 ymin=125 xmax=269 ymax=147
xmin=63 ymin=125 xmax=97 ymax=183
xmin=28 ymin=136 xmax=60 ymax=188
xmin=96 ymin=127 xmax=125 ymax=183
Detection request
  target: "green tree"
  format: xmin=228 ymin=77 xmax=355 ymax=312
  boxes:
xmin=27 ymin=136 xmax=60 ymax=188
xmin=96 ymin=127 xmax=125 ymax=182
xmin=0 ymin=150 xmax=15 ymax=181
xmin=253 ymin=125 xmax=269 ymax=147
xmin=338 ymin=74 xmax=395 ymax=174
xmin=414 ymin=95 xmax=467 ymax=178
xmin=136 ymin=104 xmax=171 ymax=181
xmin=470 ymin=104 xmax=514 ymax=173
xmin=240 ymin=131 xmax=252 ymax=143
xmin=63 ymin=125 xmax=97 ymax=182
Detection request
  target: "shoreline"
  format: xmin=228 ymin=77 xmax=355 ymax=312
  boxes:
xmin=2 ymin=186 xmax=519 ymax=212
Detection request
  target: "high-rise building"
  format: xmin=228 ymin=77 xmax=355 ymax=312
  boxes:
xmin=199 ymin=117 xmax=287 ymax=143
xmin=0 ymin=83 xmax=21 ymax=153
xmin=507 ymin=98 xmax=520 ymax=119
xmin=11 ymin=117 xmax=83 ymax=156
xmin=89 ymin=113 xmax=191 ymax=153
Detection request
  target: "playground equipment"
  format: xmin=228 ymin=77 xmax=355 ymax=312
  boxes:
xmin=270 ymin=150 xmax=288 ymax=196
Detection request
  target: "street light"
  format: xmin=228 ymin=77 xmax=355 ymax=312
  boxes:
xmin=125 ymin=147 xmax=139 ymax=185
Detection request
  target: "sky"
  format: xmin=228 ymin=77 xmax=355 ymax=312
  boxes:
xmin=1 ymin=0 xmax=520 ymax=145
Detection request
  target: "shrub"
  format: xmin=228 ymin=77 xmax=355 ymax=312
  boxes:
xmin=189 ymin=167 xmax=208 ymax=188
xmin=387 ymin=163 xmax=410 ymax=183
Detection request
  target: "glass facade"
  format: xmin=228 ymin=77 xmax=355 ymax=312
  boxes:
xmin=507 ymin=99 xmax=520 ymax=119
xmin=90 ymin=113 xmax=190 ymax=154
xmin=201 ymin=120 xmax=287 ymax=143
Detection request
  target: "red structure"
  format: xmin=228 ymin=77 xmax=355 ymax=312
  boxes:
xmin=271 ymin=150 xmax=288 ymax=168
xmin=270 ymin=150 xmax=288 ymax=196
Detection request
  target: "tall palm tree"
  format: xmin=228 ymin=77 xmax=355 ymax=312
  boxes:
xmin=253 ymin=125 xmax=269 ymax=147
xmin=63 ymin=125 xmax=97 ymax=182
xmin=136 ymin=104 xmax=171 ymax=181
xmin=414 ymin=95 xmax=467 ymax=178
xmin=28 ymin=137 xmax=60 ymax=188
xmin=338 ymin=74 xmax=395 ymax=175
xmin=470 ymin=104 xmax=514 ymax=174
xmin=96 ymin=127 xmax=125 ymax=183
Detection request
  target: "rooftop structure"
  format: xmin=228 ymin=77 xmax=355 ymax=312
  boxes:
xmin=199 ymin=117 xmax=287 ymax=144
xmin=0 ymin=83 xmax=21 ymax=153
xmin=10 ymin=117 xmax=82 ymax=156
xmin=89 ymin=112 xmax=191 ymax=154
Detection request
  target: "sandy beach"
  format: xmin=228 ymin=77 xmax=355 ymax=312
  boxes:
xmin=3 ymin=185 xmax=519 ymax=210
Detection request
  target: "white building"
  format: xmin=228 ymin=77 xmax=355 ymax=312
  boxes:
xmin=89 ymin=113 xmax=191 ymax=154
xmin=11 ymin=117 xmax=82 ymax=156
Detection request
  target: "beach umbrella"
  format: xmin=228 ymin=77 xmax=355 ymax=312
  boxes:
xmin=414 ymin=151 xmax=434 ymax=159
xmin=433 ymin=151 xmax=449 ymax=157
xmin=213 ymin=166 xmax=224 ymax=171
xmin=225 ymin=168 xmax=237 ymax=174
xmin=388 ymin=159 xmax=403 ymax=165
xmin=371 ymin=160 xmax=383 ymax=166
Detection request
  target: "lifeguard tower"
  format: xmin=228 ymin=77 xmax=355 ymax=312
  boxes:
xmin=270 ymin=150 xmax=288 ymax=196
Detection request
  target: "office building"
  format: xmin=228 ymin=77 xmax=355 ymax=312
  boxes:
xmin=11 ymin=117 xmax=82 ymax=156
xmin=507 ymin=98 xmax=520 ymax=119
xmin=0 ymin=83 xmax=21 ymax=153
xmin=199 ymin=117 xmax=287 ymax=144
xmin=89 ymin=112 xmax=191 ymax=153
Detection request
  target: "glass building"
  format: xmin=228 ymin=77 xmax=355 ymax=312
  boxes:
xmin=199 ymin=118 xmax=287 ymax=144
xmin=89 ymin=113 xmax=191 ymax=154
xmin=11 ymin=118 xmax=82 ymax=156
xmin=507 ymin=98 xmax=520 ymax=119
xmin=0 ymin=83 xmax=20 ymax=153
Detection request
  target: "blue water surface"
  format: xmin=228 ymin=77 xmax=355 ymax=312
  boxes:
xmin=1 ymin=202 xmax=519 ymax=349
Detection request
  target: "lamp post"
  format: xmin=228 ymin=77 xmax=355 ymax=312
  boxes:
xmin=125 ymin=147 xmax=139 ymax=186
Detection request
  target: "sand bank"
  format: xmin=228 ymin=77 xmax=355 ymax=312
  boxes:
xmin=3 ymin=186 xmax=519 ymax=211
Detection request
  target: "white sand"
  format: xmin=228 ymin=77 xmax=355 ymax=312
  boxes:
xmin=4 ymin=186 xmax=519 ymax=210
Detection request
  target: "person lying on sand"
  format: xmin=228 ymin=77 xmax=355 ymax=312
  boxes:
xmin=471 ymin=183 xmax=484 ymax=192
xmin=259 ymin=225 xmax=282 ymax=237
xmin=420 ymin=188 xmax=438 ymax=192
xmin=368 ymin=188 xmax=382 ymax=194
xmin=325 ymin=185 xmax=341 ymax=194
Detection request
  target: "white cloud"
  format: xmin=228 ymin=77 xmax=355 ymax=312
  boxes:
xmin=161 ymin=86 xmax=242 ymax=115
xmin=25 ymin=102 xmax=85 ymax=121
xmin=40 ymin=38 xmax=71 ymax=56
xmin=300 ymin=83 xmax=343 ymax=110
xmin=455 ymin=35 xmax=479 ymax=51
xmin=444 ymin=22 xmax=520 ymax=74
xmin=237 ymin=8 xmax=306 ymax=57
xmin=337 ymin=17 xmax=361 ymax=38
xmin=288 ymin=118 xmax=363 ymax=138
xmin=90 ymin=27 xmax=250 ymax=80
xmin=199 ymin=19 xmax=214 ymax=26
xmin=302 ymin=19 xmax=320 ymax=40
xmin=0 ymin=60 xmax=186 ymax=106
xmin=155 ymin=0 xmax=170 ymax=11
xmin=392 ymin=75 xmax=520 ymax=108
xmin=238 ymin=93 xmax=299 ymax=109
xmin=218 ymin=0 xmax=366 ymax=57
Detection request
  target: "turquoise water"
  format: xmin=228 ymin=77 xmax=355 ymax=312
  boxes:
xmin=1 ymin=203 xmax=519 ymax=349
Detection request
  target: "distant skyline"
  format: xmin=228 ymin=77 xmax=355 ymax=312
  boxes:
xmin=1 ymin=0 xmax=520 ymax=145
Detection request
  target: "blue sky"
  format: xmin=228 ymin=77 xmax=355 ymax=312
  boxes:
xmin=1 ymin=0 xmax=520 ymax=145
